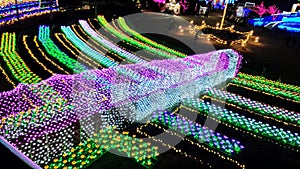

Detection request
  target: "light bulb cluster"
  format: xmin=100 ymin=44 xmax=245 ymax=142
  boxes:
xmin=237 ymin=73 xmax=300 ymax=93
xmin=0 ymin=32 xmax=41 ymax=84
xmin=151 ymin=110 xmax=244 ymax=155
xmin=206 ymin=88 xmax=300 ymax=126
xmin=231 ymin=77 xmax=300 ymax=103
xmin=46 ymin=126 xmax=159 ymax=169
xmin=97 ymin=15 xmax=177 ymax=59
xmin=117 ymin=17 xmax=187 ymax=58
xmin=61 ymin=26 xmax=118 ymax=68
xmin=79 ymin=20 xmax=145 ymax=63
xmin=38 ymin=25 xmax=87 ymax=73
xmin=181 ymin=99 xmax=300 ymax=149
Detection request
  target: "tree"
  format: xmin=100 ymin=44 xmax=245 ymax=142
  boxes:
xmin=252 ymin=1 xmax=267 ymax=18
xmin=267 ymin=4 xmax=280 ymax=20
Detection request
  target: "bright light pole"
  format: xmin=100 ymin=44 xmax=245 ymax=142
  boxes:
xmin=220 ymin=1 xmax=228 ymax=29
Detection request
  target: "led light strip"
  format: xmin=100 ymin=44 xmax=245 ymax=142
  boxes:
xmin=61 ymin=26 xmax=118 ymax=68
xmin=138 ymin=122 xmax=245 ymax=169
xmin=205 ymin=88 xmax=300 ymax=127
xmin=182 ymin=99 xmax=300 ymax=150
xmin=38 ymin=25 xmax=87 ymax=73
xmin=237 ymin=73 xmax=300 ymax=94
xmin=0 ymin=63 xmax=16 ymax=88
xmin=118 ymin=17 xmax=187 ymax=58
xmin=23 ymin=35 xmax=54 ymax=75
xmin=79 ymin=20 xmax=145 ymax=63
xmin=0 ymin=32 xmax=41 ymax=84
xmin=54 ymin=33 xmax=101 ymax=69
xmin=230 ymin=78 xmax=300 ymax=103
xmin=33 ymin=36 xmax=69 ymax=75
xmin=151 ymin=110 xmax=244 ymax=156
xmin=136 ymin=123 xmax=218 ymax=169
xmin=97 ymin=15 xmax=177 ymax=59
xmin=70 ymin=24 xmax=123 ymax=63
xmin=87 ymin=18 xmax=151 ymax=62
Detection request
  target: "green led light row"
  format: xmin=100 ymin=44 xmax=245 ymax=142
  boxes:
xmin=231 ymin=77 xmax=300 ymax=102
xmin=0 ymin=32 xmax=41 ymax=84
xmin=118 ymin=17 xmax=187 ymax=58
xmin=206 ymin=88 xmax=300 ymax=126
xmin=182 ymin=99 xmax=300 ymax=149
xmin=97 ymin=15 xmax=177 ymax=59
xmin=38 ymin=25 xmax=87 ymax=73
xmin=237 ymin=73 xmax=300 ymax=94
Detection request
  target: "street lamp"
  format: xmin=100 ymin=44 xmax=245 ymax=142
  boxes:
xmin=220 ymin=0 xmax=229 ymax=29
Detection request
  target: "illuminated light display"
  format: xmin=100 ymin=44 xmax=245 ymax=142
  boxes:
xmin=61 ymin=26 xmax=118 ymax=68
xmin=0 ymin=0 xmax=59 ymax=27
xmin=38 ymin=25 xmax=87 ymax=73
xmin=53 ymin=33 xmax=102 ymax=69
xmin=151 ymin=110 xmax=244 ymax=155
xmin=0 ymin=49 xmax=241 ymax=167
xmin=193 ymin=23 xmax=254 ymax=46
xmin=23 ymin=35 xmax=54 ymax=75
xmin=47 ymin=126 xmax=159 ymax=169
xmin=97 ymin=15 xmax=178 ymax=59
xmin=206 ymin=88 xmax=300 ymax=127
xmin=0 ymin=63 xmax=16 ymax=87
xmin=117 ymin=17 xmax=187 ymax=58
xmin=230 ymin=78 xmax=300 ymax=103
xmin=87 ymin=18 xmax=150 ymax=62
xmin=181 ymin=99 xmax=300 ymax=149
xmin=0 ymin=32 xmax=41 ymax=84
xmin=70 ymin=24 xmax=124 ymax=64
xmin=249 ymin=12 xmax=300 ymax=33
xmin=237 ymin=73 xmax=300 ymax=93
xmin=33 ymin=36 xmax=70 ymax=75
xmin=137 ymin=121 xmax=245 ymax=169
xmin=277 ymin=22 xmax=300 ymax=33
xmin=79 ymin=20 xmax=145 ymax=64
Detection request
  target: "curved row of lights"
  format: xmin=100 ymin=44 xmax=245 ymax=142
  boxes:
xmin=0 ymin=32 xmax=41 ymax=84
xmin=97 ymin=15 xmax=177 ymax=59
xmin=181 ymin=99 xmax=300 ymax=150
xmin=79 ymin=20 xmax=145 ymax=64
xmin=206 ymin=88 xmax=300 ymax=127
xmin=61 ymin=26 xmax=118 ymax=68
xmin=92 ymin=18 xmax=152 ymax=62
xmin=53 ymin=33 xmax=101 ymax=69
xmin=237 ymin=73 xmax=300 ymax=94
xmin=33 ymin=36 xmax=69 ymax=74
xmin=38 ymin=25 xmax=87 ymax=73
xmin=230 ymin=77 xmax=300 ymax=103
xmin=23 ymin=35 xmax=54 ymax=75
xmin=70 ymin=24 xmax=126 ymax=66
xmin=117 ymin=17 xmax=187 ymax=58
